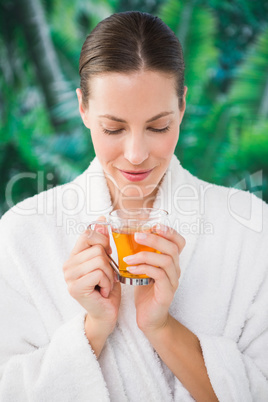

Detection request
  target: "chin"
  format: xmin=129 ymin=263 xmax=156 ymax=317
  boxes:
xmin=121 ymin=188 xmax=146 ymax=197
xmin=122 ymin=186 xmax=157 ymax=199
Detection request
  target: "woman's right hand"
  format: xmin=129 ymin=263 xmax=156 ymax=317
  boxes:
xmin=63 ymin=217 xmax=121 ymax=356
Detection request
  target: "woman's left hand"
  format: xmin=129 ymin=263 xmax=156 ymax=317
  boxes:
xmin=123 ymin=224 xmax=186 ymax=334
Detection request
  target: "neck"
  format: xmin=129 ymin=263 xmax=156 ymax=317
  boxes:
xmin=113 ymin=196 xmax=155 ymax=211
xmin=107 ymin=180 xmax=159 ymax=211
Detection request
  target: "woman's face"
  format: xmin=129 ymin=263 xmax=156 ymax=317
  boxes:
xmin=77 ymin=70 xmax=186 ymax=208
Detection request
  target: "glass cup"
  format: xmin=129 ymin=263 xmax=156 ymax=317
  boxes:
xmin=88 ymin=208 xmax=169 ymax=285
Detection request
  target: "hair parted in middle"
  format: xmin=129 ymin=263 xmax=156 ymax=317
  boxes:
xmin=79 ymin=11 xmax=185 ymax=110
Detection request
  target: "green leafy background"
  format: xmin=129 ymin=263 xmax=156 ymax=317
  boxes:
xmin=1 ymin=0 xmax=268 ymax=216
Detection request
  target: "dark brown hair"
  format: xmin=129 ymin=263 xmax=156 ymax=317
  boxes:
xmin=79 ymin=11 xmax=185 ymax=109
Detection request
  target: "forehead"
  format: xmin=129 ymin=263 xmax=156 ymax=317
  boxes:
xmin=87 ymin=70 xmax=179 ymax=116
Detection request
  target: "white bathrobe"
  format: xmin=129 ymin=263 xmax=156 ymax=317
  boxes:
xmin=0 ymin=155 xmax=267 ymax=402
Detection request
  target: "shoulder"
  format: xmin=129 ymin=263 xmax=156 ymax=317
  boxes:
xmin=170 ymin=157 xmax=268 ymax=269
xmin=175 ymin=160 xmax=268 ymax=238
xmin=200 ymin=176 xmax=267 ymax=238
xmin=175 ymin=163 xmax=268 ymax=297
xmin=0 ymin=164 xmax=93 ymax=246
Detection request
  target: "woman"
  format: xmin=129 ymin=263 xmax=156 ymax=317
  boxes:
xmin=0 ymin=11 xmax=267 ymax=402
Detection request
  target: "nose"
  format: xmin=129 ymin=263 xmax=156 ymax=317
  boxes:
xmin=124 ymin=133 xmax=149 ymax=165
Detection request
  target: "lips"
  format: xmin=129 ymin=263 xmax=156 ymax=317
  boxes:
xmin=119 ymin=168 xmax=153 ymax=182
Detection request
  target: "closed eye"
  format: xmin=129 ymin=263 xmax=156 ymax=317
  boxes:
xmin=149 ymin=126 xmax=170 ymax=133
xmin=102 ymin=128 xmax=124 ymax=135
xmin=102 ymin=126 xmax=170 ymax=135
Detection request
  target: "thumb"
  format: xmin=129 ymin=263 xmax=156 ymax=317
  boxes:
xmin=94 ymin=216 xmax=112 ymax=254
xmin=94 ymin=216 xmax=108 ymax=235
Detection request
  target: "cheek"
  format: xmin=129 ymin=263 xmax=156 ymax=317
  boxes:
xmin=153 ymin=132 xmax=179 ymax=158
xmin=91 ymin=132 xmax=120 ymax=163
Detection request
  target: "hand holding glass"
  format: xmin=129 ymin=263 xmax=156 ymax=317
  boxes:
xmin=88 ymin=208 xmax=169 ymax=285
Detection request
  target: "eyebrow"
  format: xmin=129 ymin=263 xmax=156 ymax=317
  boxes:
xmin=98 ymin=111 xmax=174 ymax=123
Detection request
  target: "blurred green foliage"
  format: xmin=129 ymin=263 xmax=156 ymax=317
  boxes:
xmin=0 ymin=0 xmax=268 ymax=216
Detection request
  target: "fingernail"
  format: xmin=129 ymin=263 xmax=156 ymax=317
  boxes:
xmin=109 ymin=246 xmax=113 ymax=254
xmin=135 ymin=232 xmax=147 ymax=241
xmin=123 ymin=255 xmax=136 ymax=263
xmin=96 ymin=227 xmax=105 ymax=235
xmin=127 ymin=266 xmax=137 ymax=271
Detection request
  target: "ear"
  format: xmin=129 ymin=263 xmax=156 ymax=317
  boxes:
xmin=76 ymin=88 xmax=90 ymax=129
xmin=178 ymin=86 xmax=187 ymax=125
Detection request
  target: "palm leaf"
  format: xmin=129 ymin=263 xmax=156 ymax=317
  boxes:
xmin=228 ymin=27 xmax=268 ymax=120
xmin=196 ymin=27 xmax=268 ymax=183
xmin=159 ymin=0 xmax=218 ymax=106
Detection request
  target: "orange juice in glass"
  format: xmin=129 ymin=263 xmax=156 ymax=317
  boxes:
xmin=110 ymin=208 xmax=168 ymax=285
